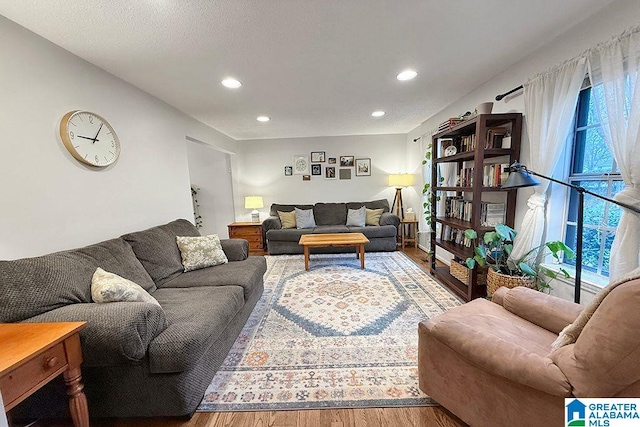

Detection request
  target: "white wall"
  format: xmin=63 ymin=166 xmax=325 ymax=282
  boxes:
xmin=408 ymin=0 xmax=640 ymax=263
xmin=186 ymin=141 xmax=236 ymax=237
xmin=0 ymin=16 xmax=238 ymax=259
xmin=238 ymin=134 xmax=408 ymax=221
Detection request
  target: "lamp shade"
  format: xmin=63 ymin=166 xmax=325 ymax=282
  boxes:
xmin=388 ymin=174 xmax=414 ymax=187
xmin=244 ymin=196 xmax=264 ymax=209
xmin=501 ymin=163 xmax=541 ymax=189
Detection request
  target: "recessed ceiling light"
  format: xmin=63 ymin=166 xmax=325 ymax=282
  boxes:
xmin=396 ymin=70 xmax=417 ymax=81
xmin=371 ymin=111 xmax=385 ymax=117
xmin=257 ymin=116 xmax=270 ymax=122
xmin=221 ymin=78 xmax=242 ymax=89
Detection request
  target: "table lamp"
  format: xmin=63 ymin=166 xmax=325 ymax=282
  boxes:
xmin=245 ymin=196 xmax=264 ymax=223
xmin=388 ymin=174 xmax=414 ymax=218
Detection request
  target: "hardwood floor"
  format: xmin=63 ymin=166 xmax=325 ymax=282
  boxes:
xmin=23 ymin=247 xmax=466 ymax=427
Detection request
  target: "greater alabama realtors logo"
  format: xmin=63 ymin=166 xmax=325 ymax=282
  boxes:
xmin=566 ymin=398 xmax=640 ymax=427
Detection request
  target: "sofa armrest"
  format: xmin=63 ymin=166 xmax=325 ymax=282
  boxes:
xmin=424 ymin=319 xmax=571 ymax=396
xmin=220 ymin=238 xmax=249 ymax=261
xmin=492 ymin=286 xmax=583 ymax=334
xmin=23 ymin=302 xmax=167 ymax=367
xmin=380 ymin=212 xmax=400 ymax=227
xmin=262 ymin=216 xmax=282 ymax=231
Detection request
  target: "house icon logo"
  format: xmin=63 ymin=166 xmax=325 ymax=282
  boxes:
xmin=566 ymin=399 xmax=586 ymax=426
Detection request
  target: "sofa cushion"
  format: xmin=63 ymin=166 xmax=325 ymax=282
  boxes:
xmin=161 ymin=256 xmax=267 ymax=301
xmin=0 ymin=238 xmax=155 ymax=323
xmin=314 ymin=203 xmax=348 ymax=225
xmin=347 ymin=225 xmax=397 ymax=238
xmin=366 ymin=208 xmax=384 ymax=226
xmin=295 ymin=208 xmax=316 ymax=229
xmin=346 ymin=207 xmax=366 ymax=227
xmin=266 ymin=228 xmax=314 ymax=242
xmin=148 ymin=286 xmax=245 ymax=373
xmin=347 ymin=199 xmax=390 ymax=213
xmin=122 ymin=219 xmax=200 ymax=286
xmin=270 ymin=204 xmax=314 ymax=216
xmin=313 ymin=225 xmax=350 ymax=234
xmin=277 ymin=211 xmax=297 ymax=229
xmin=91 ymin=268 xmax=160 ymax=306
xmin=176 ymin=235 xmax=228 ymax=272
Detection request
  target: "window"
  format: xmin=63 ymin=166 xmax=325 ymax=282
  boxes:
xmin=564 ymin=86 xmax=623 ymax=277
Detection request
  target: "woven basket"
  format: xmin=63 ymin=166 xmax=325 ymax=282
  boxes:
xmin=486 ymin=268 xmax=536 ymax=296
xmin=450 ymin=261 xmax=487 ymax=286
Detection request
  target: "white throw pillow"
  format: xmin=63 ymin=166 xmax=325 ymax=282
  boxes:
xmin=295 ymin=208 xmax=317 ymax=229
xmin=346 ymin=206 xmax=366 ymax=227
xmin=91 ymin=267 xmax=160 ymax=306
xmin=176 ymin=234 xmax=228 ymax=272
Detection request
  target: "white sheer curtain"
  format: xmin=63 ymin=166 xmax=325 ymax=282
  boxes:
xmin=587 ymin=27 xmax=640 ymax=281
xmin=510 ymin=57 xmax=587 ymax=261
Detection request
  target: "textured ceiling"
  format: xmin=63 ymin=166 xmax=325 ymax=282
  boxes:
xmin=0 ymin=0 xmax=616 ymax=140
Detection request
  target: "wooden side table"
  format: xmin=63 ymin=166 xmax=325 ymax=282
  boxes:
xmin=228 ymin=222 xmax=264 ymax=254
xmin=0 ymin=322 xmax=88 ymax=427
xmin=400 ymin=219 xmax=419 ymax=248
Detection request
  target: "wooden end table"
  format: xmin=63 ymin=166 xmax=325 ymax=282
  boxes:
xmin=0 ymin=322 xmax=89 ymax=427
xmin=400 ymin=219 xmax=419 ymax=248
xmin=299 ymin=233 xmax=370 ymax=270
xmin=228 ymin=222 xmax=264 ymax=253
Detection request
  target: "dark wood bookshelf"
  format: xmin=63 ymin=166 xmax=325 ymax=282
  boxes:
xmin=430 ymin=113 xmax=522 ymax=301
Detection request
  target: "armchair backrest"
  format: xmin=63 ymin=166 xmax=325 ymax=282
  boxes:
xmin=551 ymin=278 xmax=640 ymax=396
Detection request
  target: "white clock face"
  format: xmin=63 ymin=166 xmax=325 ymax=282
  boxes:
xmin=60 ymin=111 xmax=120 ymax=167
xmin=444 ymin=145 xmax=457 ymax=156
xmin=294 ymin=157 xmax=308 ymax=173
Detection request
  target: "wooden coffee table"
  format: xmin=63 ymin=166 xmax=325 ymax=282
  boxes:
xmin=0 ymin=322 xmax=89 ymax=427
xmin=299 ymin=233 xmax=370 ymax=270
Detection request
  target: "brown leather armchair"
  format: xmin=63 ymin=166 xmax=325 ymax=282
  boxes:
xmin=418 ymin=281 xmax=640 ymax=427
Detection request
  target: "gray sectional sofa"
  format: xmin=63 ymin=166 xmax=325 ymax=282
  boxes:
xmin=263 ymin=200 xmax=400 ymax=254
xmin=0 ymin=219 xmax=266 ymax=418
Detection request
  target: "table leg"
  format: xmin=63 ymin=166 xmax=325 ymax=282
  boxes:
xmin=401 ymin=223 xmax=406 ymax=247
xmin=360 ymin=244 xmax=365 ymax=269
xmin=63 ymin=367 xmax=89 ymax=427
xmin=356 ymin=246 xmax=359 ymax=259
xmin=304 ymin=245 xmax=310 ymax=270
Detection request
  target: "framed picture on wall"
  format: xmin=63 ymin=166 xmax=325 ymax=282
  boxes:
xmin=355 ymin=158 xmax=371 ymax=176
xmin=325 ymin=166 xmax=337 ymax=180
xmin=284 ymin=166 xmax=293 ymax=176
xmin=311 ymin=151 xmax=326 ymax=163
xmin=328 ymin=157 xmax=337 ymax=164
xmin=293 ymin=155 xmax=309 ymax=175
xmin=303 ymin=175 xmax=311 ymax=181
xmin=339 ymin=168 xmax=352 ymax=180
xmin=340 ymin=156 xmax=354 ymax=167
xmin=311 ymin=164 xmax=322 ymax=175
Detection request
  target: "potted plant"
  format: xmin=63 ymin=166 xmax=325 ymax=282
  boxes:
xmin=464 ymin=224 xmax=575 ymax=295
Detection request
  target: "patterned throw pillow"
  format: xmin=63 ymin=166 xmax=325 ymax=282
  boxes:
xmin=346 ymin=206 xmax=366 ymax=227
xmin=176 ymin=234 xmax=228 ymax=272
xmin=277 ymin=211 xmax=297 ymax=229
xmin=91 ymin=267 xmax=160 ymax=306
xmin=295 ymin=208 xmax=316 ymax=229
xmin=365 ymin=208 xmax=384 ymax=226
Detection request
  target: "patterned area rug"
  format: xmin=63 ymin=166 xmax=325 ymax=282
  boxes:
xmin=198 ymin=252 xmax=461 ymax=411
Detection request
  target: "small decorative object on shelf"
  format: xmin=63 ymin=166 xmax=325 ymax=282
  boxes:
xmin=429 ymin=113 xmax=523 ymax=301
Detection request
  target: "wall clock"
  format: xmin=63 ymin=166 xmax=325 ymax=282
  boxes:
xmin=59 ymin=110 xmax=120 ymax=167
xmin=444 ymin=145 xmax=458 ymax=156
xmin=293 ymin=155 xmax=309 ymax=175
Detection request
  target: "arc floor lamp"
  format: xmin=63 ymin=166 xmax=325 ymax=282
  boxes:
xmin=502 ymin=162 xmax=640 ymax=303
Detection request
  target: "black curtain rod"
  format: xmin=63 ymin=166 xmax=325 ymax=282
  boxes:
xmin=495 ymin=85 xmax=523 ymax=101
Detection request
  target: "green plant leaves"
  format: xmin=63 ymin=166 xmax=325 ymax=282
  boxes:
xmin=519 ymin=262 xmax=536 ymax=277
xmin=495 ymin=224 xmax=516 ymax=241
xmin=464 ymin=229 xmax=477 ymax=240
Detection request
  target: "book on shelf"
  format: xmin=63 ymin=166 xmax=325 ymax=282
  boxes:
xmin=485 ymin=127 xmax=509 ymax=149
xmin=480 ymin=202 xmax=506 ymax=227
xmin=438 ymin=118 xmax=464 ymax=132
xmin=482 ymin=163 xmax=510 ymax=187
xmin=445 ymin=196 xmax=472 ymax=222
xmin=441 ymin=225 xmax=472 ymax=248
xmin=458 ymin=167 xmax=474 ymax=187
